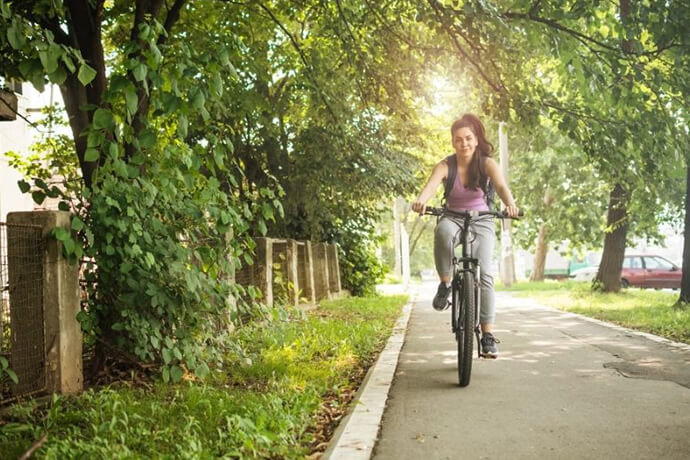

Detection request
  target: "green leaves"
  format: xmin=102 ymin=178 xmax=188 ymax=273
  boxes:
xmin=39 ymin=47 xmax=60 ymax=74
xmin=54 ymin=227 xmax=70 ymax=241
xmin=132 ymin=62 xmax=147 ymax=82
xmin=6 ymin=19 xmax=25 ymax=49
xmin=138 ymin=128 xmax=156 ymax=148
xmin=125 ymin=88 xmax=138 ymax=116
xmin=31 ymin=190 xmax=46 ymax=205
xmin=189 ymin=88 xmax=205 ymax=110
xmin=71 ymin=216 xmax=85 ymax=232
xmin=92 ymin=109 xmax=114 ymax=129
xmin=84 ymin=148 xmax=99 ymax=162
xmin=78 ymin=63 xmax=97 ymax=86
xmin=0 ymin=356 xmax=19 ymax=385
xmin=177 ymin=115 xmax=188 ymax=138
xmin=162 ymin=365 xmax=183 ymax=383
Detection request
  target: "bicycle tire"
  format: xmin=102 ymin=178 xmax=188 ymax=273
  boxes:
xmin=457 ymin=270 xmax=475 ymax=387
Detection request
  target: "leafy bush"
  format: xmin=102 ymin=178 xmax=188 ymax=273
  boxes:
xmin=8 ymin=64 xmax=283 ymax=380
xmin=331 ymin=215 xmax=385 ymax=297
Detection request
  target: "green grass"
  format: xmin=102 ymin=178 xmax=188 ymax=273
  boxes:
xmin=0 ymin=294 xmax=408 ymax=459
xmin=504 ymin=281 xmax=690 ymax=344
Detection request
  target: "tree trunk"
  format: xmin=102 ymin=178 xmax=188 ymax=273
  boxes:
xmin=530 ymin=223 xmax=548 ymax=281
xmin=593 ymin=0 xmax=634 ymax=294
xmin=530 ymin=189 xmax=554 ymax=282
xmin=60 ymin=77 xmax=94 ymax=187
xmin=595 ymin=183 xmax=629 ymax=292
xmin=409 ymin=218 xmax=430 ymax=257
xmin=59 ymin=0 xmax=108 ymax=189
xmin=679 ymin=165 xmax=690 ymax=304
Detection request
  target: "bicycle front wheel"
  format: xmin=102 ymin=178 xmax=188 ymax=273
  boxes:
xmin=457 ymin=270 xmax=475 ymax=387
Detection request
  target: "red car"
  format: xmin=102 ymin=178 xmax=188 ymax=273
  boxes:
xmin=621 ymin=254 xmax=682 ymax=289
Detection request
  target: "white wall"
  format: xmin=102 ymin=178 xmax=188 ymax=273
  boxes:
xmin=1 ymin=84 xmax=33 ymax=222
xmin=0 ymin=84 xmax=62 ymax=222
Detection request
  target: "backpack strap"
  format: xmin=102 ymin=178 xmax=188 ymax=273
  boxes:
xmin=442 ymin=154 xmax=457 ymax=207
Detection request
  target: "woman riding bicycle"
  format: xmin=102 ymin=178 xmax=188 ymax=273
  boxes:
xmin=411 ymin=114 xmax=519 ymax=358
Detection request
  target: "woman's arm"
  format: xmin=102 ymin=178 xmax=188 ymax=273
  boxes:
xmin=411 ymin=160 xmax=448 ymax=214
xmin=485 ymin=157 xmax=519 ymax=217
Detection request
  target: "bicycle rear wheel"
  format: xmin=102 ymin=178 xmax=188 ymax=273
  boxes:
xmin=456 ymin=271 xmax=475 ymax=387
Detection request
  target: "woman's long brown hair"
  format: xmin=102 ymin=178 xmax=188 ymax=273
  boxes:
xmin=450 ymin=114 xmax=494 ymax=191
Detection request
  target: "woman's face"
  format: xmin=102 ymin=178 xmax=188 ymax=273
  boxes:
xmin=452 ymin=127 xmax=478 ymax=157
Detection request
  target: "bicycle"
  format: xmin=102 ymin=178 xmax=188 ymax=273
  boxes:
xmin=424 ymin=206 xmax=523 ymax=387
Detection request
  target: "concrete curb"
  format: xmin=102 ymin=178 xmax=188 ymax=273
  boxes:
xmin=322 ymin=295 xmax=414 ymax=460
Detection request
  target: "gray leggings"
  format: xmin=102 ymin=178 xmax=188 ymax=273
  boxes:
xmin=434 ymin=217 xmax=496 ymax=324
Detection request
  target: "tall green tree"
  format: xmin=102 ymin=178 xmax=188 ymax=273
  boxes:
xmin=0 ymin=0 xmax=277 ymax=377
xmin=179 ymin=1 xmax=431 ymax=294
xmin=418 ymin=0 xmax=688 ymax=291
xmin=509 ymin=124 xmax=607 ymax=280
xmin=0 ymin=0 xmax=436 ymax=370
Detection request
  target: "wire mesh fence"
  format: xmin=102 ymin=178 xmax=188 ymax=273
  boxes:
xmin=1 ymin=222 xmax=46 ymax=404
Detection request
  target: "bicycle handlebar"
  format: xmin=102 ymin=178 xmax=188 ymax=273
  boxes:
xmin=423 ymin=206 xmax=524 ymax=219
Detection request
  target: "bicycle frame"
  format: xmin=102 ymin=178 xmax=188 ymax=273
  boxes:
xmin=447 ymin=212 xmax=482 ymax=358
xmin=423 ymin=206 xmax=523 ymax=376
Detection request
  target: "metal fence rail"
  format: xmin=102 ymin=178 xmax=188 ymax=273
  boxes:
xmin=0 ymin=222 xmax=46 ymax=404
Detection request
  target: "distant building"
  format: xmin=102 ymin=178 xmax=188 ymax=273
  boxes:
xmin=0 ymin=82 xmax=62 ymax=221
xmin=519 ymin=228 xmax=684 ymax=280
xmin=1 ymin=82 xmax=34 ymax=221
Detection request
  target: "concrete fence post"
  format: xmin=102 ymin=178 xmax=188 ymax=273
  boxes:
xmin=286 ymin=239 xmax=299 ymax=307
xmin=328 ymin=244 xmax=342 ymax=294
xmin=254 ymin=237 xmax=273 ymax=308
xmin=313 ymin=243 xmax=330 ymax=300
xmin=303 ymin=241 xmax=316 ymax=304
xmin=7 ymin=211 xmax=82 ymax=395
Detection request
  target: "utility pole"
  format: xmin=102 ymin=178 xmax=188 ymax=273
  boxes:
xmin=401 ymin=221 xmax=410 ymax=286
xmin=499 ymin=122 xmax=516 ymax=286
xmin=393 ymin=197 xmax=402 ymax=277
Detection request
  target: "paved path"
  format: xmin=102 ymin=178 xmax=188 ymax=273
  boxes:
xmin=373 ymin=282 xmax=690 ymax=460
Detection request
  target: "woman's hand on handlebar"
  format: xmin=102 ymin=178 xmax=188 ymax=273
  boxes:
xmin=504 ymin=205 xmax=520 ymax=218
xmin=411 ymin=201 xmax=426 ymax=215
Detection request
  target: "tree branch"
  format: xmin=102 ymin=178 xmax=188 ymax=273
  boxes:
xmin=334 ymin=0 xmax=373 ymax=108
xmin=409 ymin=218 xmax=430 ymax=257
xmin=538 ymin=100 xmax=626 ymax=126
xmin=0 ymin=95 xmax=44 ymax=131
xmin=18 ymin=434 xmax=48 ymax=460
xmin=158 ymin=0 xmax=187 ymax=45
xmin=254 ymin=1 xmax=338 ymax=121
xmin=362 ymin=0 xmax=450 ymax=55
xmin=528 ymin=0 xmax=542 ymax=17
xmin=426 ymin=0 xmax=505 ymax=95
xmin=503 ymin=11 xmax=678 ymax=58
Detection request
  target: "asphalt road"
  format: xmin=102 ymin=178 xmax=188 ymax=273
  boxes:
xmin=373 ymin=282 xmax=690 ymax=460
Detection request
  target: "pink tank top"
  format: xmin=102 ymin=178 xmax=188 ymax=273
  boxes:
xmin=446 ymin=170 xmax=489 ymax=212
